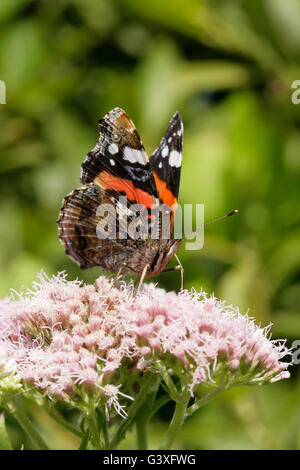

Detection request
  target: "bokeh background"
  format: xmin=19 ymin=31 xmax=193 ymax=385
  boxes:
xmin=1 ymin=0 xmax=300 ymax=449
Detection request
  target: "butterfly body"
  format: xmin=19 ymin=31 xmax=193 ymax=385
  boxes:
xmin=57 ymin=107 xmax=183 ymax=281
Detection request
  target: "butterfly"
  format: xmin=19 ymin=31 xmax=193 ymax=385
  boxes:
xmin=57 ymin=107 xmax=184 ymax=289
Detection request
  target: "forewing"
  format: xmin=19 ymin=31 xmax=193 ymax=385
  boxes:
xmin=81 ymin=107 xmax=158 ymax=210
xmin=150 ymin=111 xmax=183 ymax=234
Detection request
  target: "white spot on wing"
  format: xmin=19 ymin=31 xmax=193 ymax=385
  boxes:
xmin=158 ymin=161 xmax=162 ymax=169
xmin=110 ymin=159 xmax=115 ymax=166
xmin=161 ymin=145 xmax=169 ymax=158
xmin=108 ymin=143 xmax=119 ymax=154
xmin=124 ymin=146 xmax=147 ymax=165
xmin=169 ymin=150 xmax=182 ymax=168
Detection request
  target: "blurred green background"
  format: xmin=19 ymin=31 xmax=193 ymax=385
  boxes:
xmin=1 ymin=0 xmax=300 ymax=450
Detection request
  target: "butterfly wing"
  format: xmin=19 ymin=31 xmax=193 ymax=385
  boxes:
xmin=57 ymin=183 xmax=140 ymax=271
xmin=150 ymin=111 xmax=183 ymax=234
xmin=57 ymin=108 xmax=184 ymax=275
xmin=81 ymin=107 xmax=159 ymax=211
xmin=57 ymin=182 xmax=169 ymax=275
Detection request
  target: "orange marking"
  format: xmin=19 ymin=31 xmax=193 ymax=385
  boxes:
xmin=153 ymin=172 xmax=177 ymax=234
xmin=95 ymin=172 xmax=155 ymax=209
xmin=153 ymin=172 xmax=177 ymax=209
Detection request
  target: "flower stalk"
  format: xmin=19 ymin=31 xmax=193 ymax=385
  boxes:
xmin=159 ymin=389 xmax=191 ymax=450
xmin=85 ymin=411 xmax=102 ymax=450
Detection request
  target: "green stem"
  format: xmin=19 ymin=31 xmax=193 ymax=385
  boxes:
xmin=136 ymin=418 xmax=148 ymax=450
xmin=86 ymin=412 xmax=102 ymax=449
xmin=12 ymin=401 xmax=49 ymax=450
xmin=100 ymin=408 xmax=109 ymax=450
xmin=135 ymin=383 xmax=161 ymax=450
xmin=156 ymin=362 xmax=180 ymax=401
xmin=186 ymin=386 xmax=224 ymax=417
xmin=159 ymin=390 xmax=190 ymax=450
xmin=110 ymin=372 xmax=157 ymax=449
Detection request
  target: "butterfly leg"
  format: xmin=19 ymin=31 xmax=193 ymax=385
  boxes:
xmin=162 ymin=255 xmax=184 ymax=290
xmin=113 ymin=267 xmax=124 ymax=288
xmin=135 ymin=264 xmax=150 ymax=296
xmin=174 ymin=254 xmax=184 ymax=290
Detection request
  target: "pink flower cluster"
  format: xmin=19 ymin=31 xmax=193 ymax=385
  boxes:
xmin=0 ymin=271 xmax=290 ymax=415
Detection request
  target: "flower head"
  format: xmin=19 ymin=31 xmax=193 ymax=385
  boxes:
xmin=0 ymin=271 xmax=291 ymax=416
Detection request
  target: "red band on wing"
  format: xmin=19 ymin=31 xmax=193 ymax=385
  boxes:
xmin=153 ymin=172 xmax=177 ymax=209
xmin=153 ymin=172 xmax=177 ymax=234
xmin=95 ymin=171 xmax=155 ymax=209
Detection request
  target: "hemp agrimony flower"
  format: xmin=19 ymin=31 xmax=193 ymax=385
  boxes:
xmin=0 ymin=271 xmax=291 ymax=449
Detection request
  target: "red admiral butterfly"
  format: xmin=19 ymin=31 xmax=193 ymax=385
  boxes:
xmin=57 ymin=107 xmax=184 ymax=288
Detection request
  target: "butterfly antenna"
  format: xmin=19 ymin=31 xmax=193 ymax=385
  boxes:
xmin=204 ymin=209 xmax=238 ymax=227
xmin=181 ymin=209 xmax=238 ymax=241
